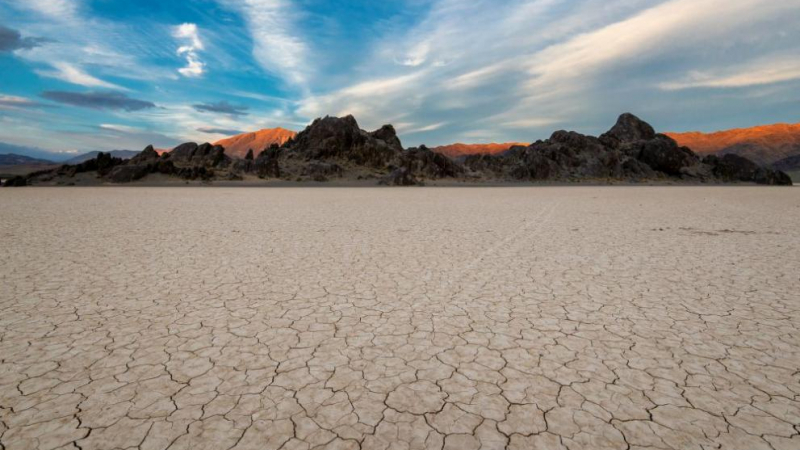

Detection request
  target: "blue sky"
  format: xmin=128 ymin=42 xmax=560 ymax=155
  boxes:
xmin=1 ymin=0 xmax=799 ymax=159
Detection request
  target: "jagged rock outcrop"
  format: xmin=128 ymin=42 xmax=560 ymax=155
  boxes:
xmin=600 ymin=112 xmax=656 ymax=147
xmin=283 ymin=116 xmax=402 ymax=168
xmin=393 ymin=146 xmax=465 ymax=180
xmin=169 ymin=143 xmax=230 ymax=168
xmin=706 ymin=154 xmax=792 ymax=185
xmin=252 ymin=146 xmax=281 ymax=179
xmin=13 ymin=113 xmax=792 ymax=186
xmin=464 ymin=113 xmax=791 ymax=185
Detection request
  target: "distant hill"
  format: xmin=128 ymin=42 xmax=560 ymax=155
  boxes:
xmin=65 ymin=150 xmax=140 ymax=164
xmin=665 ymin=123 xmax=800 ymax=166
xmin=0 ymin=153 xmax=55 ymax=165
xmin=214 ymin=128 xmax=297 ymax=159
xmin=432 ymin=142 xmax=529 ymax=159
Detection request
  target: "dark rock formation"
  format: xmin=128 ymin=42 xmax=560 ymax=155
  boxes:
xmin=168 ymin=143 xmax=230 ymax=168
xmin=464 ymin=113 xmax=790 ymax=185
xmin=253 ymin=147 xmax=281 ymax=179
xmin=15 ymin=113 xmax=792 ymax=186
xmin=380 ymin=167 xmax=419 ymax=186
xmin=3 ymin=175 xmax=27 ymax=187
xmin=394 ymin=146 xmax=465 ymax=179
xmin=283 ymin=116 xmax=402 ymax=168
xmin=302 ymin=161 xmax=343 ymax=182
xmin=600 ymin=112 xmax=656 ymax=147
xmin=637 ymin=136 xmax=699 ymax=176
xmin=706 ymin=154 xmax=792 ymax=185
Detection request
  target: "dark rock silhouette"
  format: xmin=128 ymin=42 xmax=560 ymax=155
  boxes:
xmin=3 ymin=175 xmax=27 ymax=187
xmin=707 ymin=154 xmax=792 ymax=185
xmin=464 ymin=113 xmax=790 ymax=185
xmin=15 ymin=113 xmax=792 ymax=186
xmin=282 ymin=115 xmax=401 ymax=168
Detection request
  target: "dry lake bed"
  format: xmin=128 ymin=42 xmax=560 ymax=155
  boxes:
xmin=1 ymin=186 xmax=799 ymax=450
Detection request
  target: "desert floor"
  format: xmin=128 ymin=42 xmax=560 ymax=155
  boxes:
xmin=1 ymin=186 xmax=799 ymax=450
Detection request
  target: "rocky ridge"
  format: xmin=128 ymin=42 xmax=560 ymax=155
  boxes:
xmin=6 ymin=113 xmax=792 ymax=186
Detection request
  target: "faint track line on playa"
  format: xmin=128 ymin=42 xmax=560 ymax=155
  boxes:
xmin=433 ymin=200 xmax=560 ymax=293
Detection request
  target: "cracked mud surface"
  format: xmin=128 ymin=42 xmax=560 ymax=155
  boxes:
xmin=1 ymin=186 xmax=799 ymax=450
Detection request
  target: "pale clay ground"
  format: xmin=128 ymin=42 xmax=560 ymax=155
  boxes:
xmin=1 ymin=186 xmax=799 ymax=450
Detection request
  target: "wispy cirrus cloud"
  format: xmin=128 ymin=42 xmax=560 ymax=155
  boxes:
xmin=41 ymin=91 xmax=156 ymax=111
xmin=660 ymin=58 xmax=800 ymax=91
xmin=5 ymin=0 xmax=79 ymax=19
xmin=192 ymin=101 xmax=249 ymax=116
xmin=197 ymin=127 xmax=244 ymax=135
xmin=297 ymin=0 xmax=800 ymax=144
xmin=35 ymin=62 xmax=128 ymax=90
xmin=0 ymin=94 xmax=52 ymax=109
xmin=220 ymin=0 xmax=310 ymax=89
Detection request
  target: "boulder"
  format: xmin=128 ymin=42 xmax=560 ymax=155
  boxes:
xmin=253 ymin=147 xmax=282 ymax=179
xmin=168 ymin=142 xmax=230 ymax=167
xmin=106 ymin=164 xmax=151 ymax=183
xmin=380 ymin=167 xmax=419 ymax=186
xmin=302 ymin=161 xmax=343 ymax=181
xmin=637 ymin=135 xmax=699 ymax=176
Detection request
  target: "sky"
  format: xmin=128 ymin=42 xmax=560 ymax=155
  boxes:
xmin=1 ymin=0 xmax=799 ymax=160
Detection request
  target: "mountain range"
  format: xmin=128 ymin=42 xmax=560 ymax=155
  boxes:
xmin=8 ymin=113 xmax=792 ymax=187
xmin=3 ymin=122 xmax=799 ymax=177
xmin=0 ymin=153 xmax=55 ymax=165
xmin=213 ymin=128 xmax=297 ymax=159
xmin=665 ymin=123 xmax=800 ymax=166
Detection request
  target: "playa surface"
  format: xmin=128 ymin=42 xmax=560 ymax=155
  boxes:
xmin=1 ymin=186 xmax=799 ymax=450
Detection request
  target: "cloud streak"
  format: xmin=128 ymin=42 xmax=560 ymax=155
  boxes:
xmin=192 ymin=101 xmax=249 ymax=116
xmin=221 ymin=0 xmax=310 ymax=88
xmin=35 ymin=62 xmax=127 ymax=90
xmin=0 ymin=25 xmax=50 ymax=52
xmin=41 ymin=91 xmax=156 ymax=111
xmin=198 ymin=127 xmax=245 ymax=135
xmin=0 ymin=94 xmax=51 ymax=109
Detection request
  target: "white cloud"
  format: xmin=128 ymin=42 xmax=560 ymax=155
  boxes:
xmin=401 ymin=122 xmax=448 ymax=134
xmin=0 ymin=94 xmax=42 ymax=109
xmin=6 ymin=0 xmax=78 ymax=19
xmin=221 ymin=0 xmax=309 ymax=88
xmin=35 ymin=62 xmax=128 ymax=90
xmin=99 ymin=124 xmax=142 ymax=133
xmin=660 ymin=59 xmax=800 ymax=90
xmin=173 ymin=23 xmax=205 ymax=77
